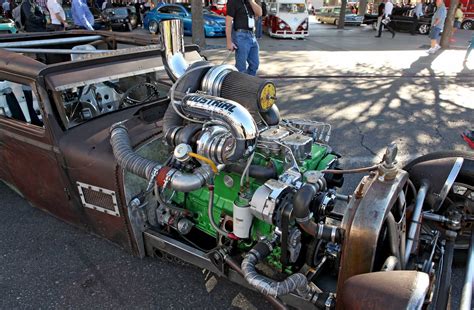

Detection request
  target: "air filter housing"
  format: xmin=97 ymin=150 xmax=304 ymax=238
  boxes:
xmin=201 ymin=66 xmax=277 ymax=119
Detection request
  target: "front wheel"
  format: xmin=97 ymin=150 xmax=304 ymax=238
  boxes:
xmin=148 ymin=20 xmax=158 ymax=34
xmin=461 ymin=20 xmax=473 ymax=30
xmin=418 ymin=24 xmax=430 ymax=35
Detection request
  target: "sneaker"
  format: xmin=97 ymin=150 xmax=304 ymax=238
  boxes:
xmin=433 ymin=44 xmax=441 ymax=52
xmin=426 ymin=48 xmax=435 ymax=54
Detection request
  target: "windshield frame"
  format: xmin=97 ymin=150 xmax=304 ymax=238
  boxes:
xmin=44 ymin=49 xmax=169 ymax=130
xmin=278 ymin=3 xmax=307 ymax=13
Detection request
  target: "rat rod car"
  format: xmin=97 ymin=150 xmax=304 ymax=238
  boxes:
xmin=0 ymin=23 xmax=473 ymax=309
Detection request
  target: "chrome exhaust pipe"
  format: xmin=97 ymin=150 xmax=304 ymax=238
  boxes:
xmin=460 ymin=228 xmax=474 ymax=310
xmin=159 ymin=19 xmax=189 ymax=82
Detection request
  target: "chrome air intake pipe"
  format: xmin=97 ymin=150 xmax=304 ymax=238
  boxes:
xmin=160 ymin=19 xmax=189 ymax=82
xmin=179 ymin=94 xmax=258 ymax=163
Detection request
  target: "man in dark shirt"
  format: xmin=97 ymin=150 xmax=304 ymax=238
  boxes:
xmin=225 ymin=0 xmax=262 ymax=76
xmin=20 ymin=0 xmax=47 ymax=32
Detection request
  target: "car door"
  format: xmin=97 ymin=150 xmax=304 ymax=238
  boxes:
xmin=0 ymin=75 xmax=71 ymax=217
xmin=156 ymin=5 xmax=173 ymax=22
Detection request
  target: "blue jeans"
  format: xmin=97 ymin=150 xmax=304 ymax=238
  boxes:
xmin=256 ymin=16 xmax=263 ymax=38
xmin=233 ymin=31 xmax=259 ymax=76
xmin=429 ymin=26 xmax=442 ymax=40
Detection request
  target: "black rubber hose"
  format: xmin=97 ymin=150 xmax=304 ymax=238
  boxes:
xmin=110 ymin=123 xmax=161 ymax=180
xmin=162 ymin=103 xmax=184 ymax=146
xmin=403 ymin=151 xmax=474 ymax=185
xmin=293 ymin=184 xmax=317 ymax=222
xmin=386 ymin=212 xmax=401 ymax=262
xmin=226 ymin=163 xmax=278 ymax=180
xmin=241 ymin=241 xmax=310 ymax=298
xmin=403 ymin=150 xmax=474 ymax=170
xmin=293 ymin=184 xmax=344 ymax=242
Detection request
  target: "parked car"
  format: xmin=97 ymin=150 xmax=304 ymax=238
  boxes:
xmin=312 ymin=7 xmax=322 ymax=16
xmin=316 ymin=6 xmax=363 ymax=26
xmin=264 ymin=0 xmax=309 ymax=39
xmin=208 ymin=3 xmax=227 ymax=15
xmin=102 ymin=7 xmax=134 ymax=31
xmin=463 ymin=18 xmax=474 ymax=29
xmin=143 ymin=3 xmax=226 ymax=36
xmin=127 ymin=5 xmax=139 ymax=29
xmin=363 ymin=8 xmax=433 ymax=35
xmin=445 ymin=0 xmax=474 ymax=30
xmin=0 ymin=17 xmax=16 ymax=34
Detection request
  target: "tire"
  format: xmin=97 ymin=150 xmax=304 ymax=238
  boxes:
xmin=461 ymin=20 xmax=473 ymax=30
xmin=148 ymin=20 xmax=158 ymax=34
xmin=333 ymin=18 xmax=337 ymax=25
xmin=418 ymin=24 xmax=430 ymax=35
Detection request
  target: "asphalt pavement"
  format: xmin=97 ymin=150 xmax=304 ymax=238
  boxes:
xmin=1 ymin=18 xmax=473 ymax=309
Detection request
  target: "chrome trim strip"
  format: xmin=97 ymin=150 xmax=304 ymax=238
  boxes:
xmin=434 ymin=157 xmax=464 ymax=211
xmin=460 ymin=229 xmax=474 ymax=310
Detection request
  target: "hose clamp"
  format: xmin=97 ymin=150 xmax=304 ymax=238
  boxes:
xmin=317 ymin=224 xmax=324 ymax=240
xmin=295 ymin=214 xmax=312 ymax=224
xmin=330 ymin=227 xmax=337 ymax=243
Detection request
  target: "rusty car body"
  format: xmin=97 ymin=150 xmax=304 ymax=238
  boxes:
xmin=0 ymin=25 xmax=473 ymax=310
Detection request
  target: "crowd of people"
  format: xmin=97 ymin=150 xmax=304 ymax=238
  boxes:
xmin=373 ymin=0 xmax=464 ymax=53
xmin=0 ymin=0 xmax=151 ymax=32
xmin=0 ymin=0 xmax=94 ymax=31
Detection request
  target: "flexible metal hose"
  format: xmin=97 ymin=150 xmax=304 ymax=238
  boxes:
xmin=224 ymin=256 xmax=288 ymax=310
xmin=111 ymin=122 xmax=212 ymax=193
xmin=110 ymin=123 xmax=161 ymax=180
xmin=241 ymin=241 xmax=310 ymax=298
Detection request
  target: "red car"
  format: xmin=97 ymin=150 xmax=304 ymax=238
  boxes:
xmin=208 ymin=3 xmax=227 ymax=15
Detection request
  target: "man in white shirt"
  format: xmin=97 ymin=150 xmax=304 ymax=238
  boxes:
xmin=384 ymin=0 xmax=393 ymax=16
xmin=375 ymin=0 xmax=395 ymax=38
xmin=47 ymin=0 xmax=68 ymax=30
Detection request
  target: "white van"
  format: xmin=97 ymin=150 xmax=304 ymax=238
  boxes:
xmin=263 ymin=0 xmax=309 ymax=39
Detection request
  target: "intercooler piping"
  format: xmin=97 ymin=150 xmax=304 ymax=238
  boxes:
xmin=110 ymin=122 xmax=212 ymax=192
xmin=110 ymin=123 xmax=161 ymax=180
xmin=241 ymin=241 xmax=312 ymax=298
xmin=293 ymin=184 xmax=344 ymax=243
